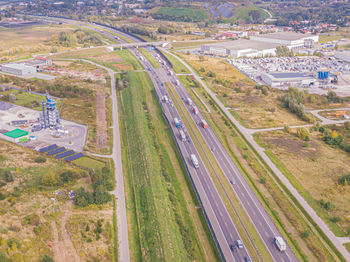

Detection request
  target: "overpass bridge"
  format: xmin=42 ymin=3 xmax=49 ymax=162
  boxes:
xmin=111 ymin=41 xmax=169 ymax=49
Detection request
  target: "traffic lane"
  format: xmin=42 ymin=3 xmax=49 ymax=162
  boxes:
xmin=162 ymin=65 xmax=298 ymax=261
xmin=148 ymin=66 xmax=248 ymax=262
xmin=150 ymin=70 xmax=240 ymax=261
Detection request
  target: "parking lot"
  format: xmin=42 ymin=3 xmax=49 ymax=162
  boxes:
xmin=228 ymin=56 xmax=350 ymax=95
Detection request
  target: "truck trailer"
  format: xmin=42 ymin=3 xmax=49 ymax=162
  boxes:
xmin=190 ymin=154 xmax=199 ymax=168
xmin=179 ymin=130 xmax=186 ymax=142
xmin=274 ymin=236 xmax=286 ymax=251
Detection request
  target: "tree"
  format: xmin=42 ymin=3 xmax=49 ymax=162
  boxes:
xmin=204 ymin=31 xmax=211 ymax=38
xmin=261 ymin=86 xmax=268 ymax=96
xmin=248 ymin=10 xmax=261 ymax=22
xmin=284 ymin=125 xmax=291 ymax=133
xmin=276 ymin=46 xmax=292 ymax=57
xmin=41 ymin=172 xmax=59 ymax=187
xmin=74 ymin=187 xmax=94 ymax=207
xmin=3 ymin=170 xmax=14 ymax=182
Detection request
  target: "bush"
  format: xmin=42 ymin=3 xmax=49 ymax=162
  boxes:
xmin=260 ymin=177 xmax=266 ymax=184
xmin=74 ymin=187 xmax=94 ymax=207
xmin=41 ymin=172 xmax=59 ymax=187
xmin=339 ymin=174 xmax=350 ymax=185
xmin=41 ymin=254 xmax=54 ymax=262
xmin=296 ymin=128 xmax=310 ymax=141
xmin=3 ymin=170 xmax=14 ymax=182
xmin=34 ymin=156 xmax=47 ymax=163
xmin=7 ymin=237 xmax=20 ymax=249
xmin=206 ymin=71 xmax=216 ymax=78
xmin=23 ymin=213 xmax=40 ymax=226
xmin=330 ymin=217 xmax=341 ymax=223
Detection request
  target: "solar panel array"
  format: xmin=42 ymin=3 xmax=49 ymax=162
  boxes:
xmin=55 ymin=150 xmax=75 ymax=159
xmin=39 ymin=144 xmax=57 ymax=153
xmin=47 ymin=147 xmax=65 ymax=156
xmin=65 ymin=152 xmax=84 ymax=162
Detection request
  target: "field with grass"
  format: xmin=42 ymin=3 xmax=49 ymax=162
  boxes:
xmin=0 ymin=24 xmax=76 ymax=61
xmin=0 ymin=140 xmax=114 ymax=262
xmin=119 ymin=71 xmax=217 ymax=262
xmin=223 ymin=2 xmax=269 ymax=23
xmin=256 ymin=128 xmax=350 ymax=236
xmin=0 ymin=88 xmax=62 ymax=111
xmin=319 ymin=27 xmax=350 ymax=44
xmin=162 ymin=52 xmax=191 ymax=74
xmin=152 ymin=7 xmax=208 ymax=22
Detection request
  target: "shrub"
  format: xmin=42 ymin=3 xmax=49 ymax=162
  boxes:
xmin=339 ymin=174 xmax=350 ymax=185
xmin=41 ymin=254 xmax=54 ymax=262
xmin=41 ymin=172 xmax=59 ymax=187
xmin=34 ymin=156 xmax=47 ymax=163
xmin=284 ymin=125 xmax=290 ymax=133
xmin=296 ymin=128 xmax=310 ymax=141
xmin=23 ymin=213 xmax=40 ymax=226
xmin=74 ymin=187 xmax=94 ymax=207
xmin=260 ymin=177 xmax=266 ymax=184
xmin=301 ymin=230 xmax=310 ymax=238
xmin=3 ymin=170 xmax=14 ymax=182
xmin=330 ymin=217 xmax=341 ymax=223
xmin=7 ymin=237 xmax=20 ymax=249
xmin=206 ymin=71 xmax=216 ymax=78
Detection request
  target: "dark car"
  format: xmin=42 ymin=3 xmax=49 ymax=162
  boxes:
xmin=244 ymin=256 xmax=251 ymax=262
xmin=229 ymin=244 xmax=236 ymax=251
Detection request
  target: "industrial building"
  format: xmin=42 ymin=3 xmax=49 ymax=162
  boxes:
xmin=202 ymin=39 xmax=281 ymax=58
xmin=39 ymin=94 xmax=60 ymax=129
xmin=26 ymin=57 xmax=52 ymax=69
xmin=201 ymin=32 xmax=319 ymax=58
xmin=250 ymin=32 xmax=319 ymax=50
xmin=2 ymin=128 xmax=29 ymax=143
xmin=335 ymin=51 xmax=350 ymax=64
xmin=1 ymin=63 xmax=36 ymax=76
xmin=261 ymin=72 xmax=317 ymax=87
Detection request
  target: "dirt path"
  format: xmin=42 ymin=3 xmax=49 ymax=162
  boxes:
xmin=51 ymin=202 xmax=81 ymax=262
xmin=96 ymin=90 xmax=107 ymax=149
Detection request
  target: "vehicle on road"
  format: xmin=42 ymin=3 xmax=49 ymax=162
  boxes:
xmin=193 ymin=106 xmax=199 ymax=114
xmin=163 ymin=95 xmax=168 ymax=103
xmin=274 ymin=236 xmax=287 ymax=251
xmin=201 ymin=119 xmax=208 ymax=129
xmin=190 ymin=154 xmax=199 ymax=168
xmin=179 ymin=130 xmax=186 ymax=142
xmin=236 ymin=239 xmax=243 ymax=249
xmin=187 ymin=98 xmax=193 ymax=106
xmin=230 ymin=180 xmax=235 ymax=185
xmin=175 ymin=79 xmax=180 ymax=85
xmin=244 ymin=256 xmax=252 ymax=262
xmin=174 ymin=117 xmax=180 ymax=128
xmin=229 ymin=244 xmax=236 ymax=251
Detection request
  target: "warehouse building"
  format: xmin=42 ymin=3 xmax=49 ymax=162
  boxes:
xmin=250 ymin=32 xmax=319 ymax=50
xmin=261 ymin=72 xmax=317 ymax=87
xmin=202 ymin=39 xmax=281 ymax=58
xmin=1 ymin=63 xmax=36 ymax=76
xmin=201 ymin=32 xmax=319 ymax=58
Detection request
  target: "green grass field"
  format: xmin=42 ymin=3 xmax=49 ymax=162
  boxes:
xmin=162 ymin=52 xmax=190 ymax=74
xmin=153 ymin=7 xmax=208 ymax=22
xmin=0 ymin=89 xmax=62 ymax=111
xmin=72 ymin=156 xmax=106 ymax=171
xmin=114 ymin=49 xmax=144 ymax=70
xmin=119 ymin=71 xmax=215 ymax=262
xmin=224 ymin=3 xmax=269 ymax=23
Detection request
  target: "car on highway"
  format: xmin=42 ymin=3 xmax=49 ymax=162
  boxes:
xmin=230 ymin=180 xmax=235 ymax=185
xmin=229 ymin=244 xmax=236 ymax=251
xmin=244 ymin=256 xmax=252 ymax=262
xmin=236 ymin=239 xmax=243 ymax=249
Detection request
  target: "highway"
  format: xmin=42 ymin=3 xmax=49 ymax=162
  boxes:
xmin=129 ymin=48 xmax=252 ymax=261
xmin=153 ymin=57 xmax=298 ymax=262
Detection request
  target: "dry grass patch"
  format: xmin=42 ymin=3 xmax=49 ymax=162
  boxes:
xmin=258 ymin=129 xmax=350 ymax=233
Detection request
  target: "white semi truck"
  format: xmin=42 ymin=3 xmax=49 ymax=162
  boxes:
xmin=274 ymin=236 xmax=286 ymax=251
xmin=190 ymin=154 xmax=199 ymax=168
xmin=187 ymin=98 xmax=193 ymax=106
xmin=179 ymin=130 xmax=186 ymax=142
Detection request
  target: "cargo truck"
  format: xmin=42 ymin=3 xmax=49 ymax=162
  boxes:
xmin=201 ymin=119 xmax=208 ymax=128
xmin=274 ymin=236 xmax=286 ymax=251
xmin=190 ymin=154 xmax=199 ymax=168
xmin=179 ymin=130 xmax=186 ymax=142
xmin=174 ymin=117 xmax=180 ymax=128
